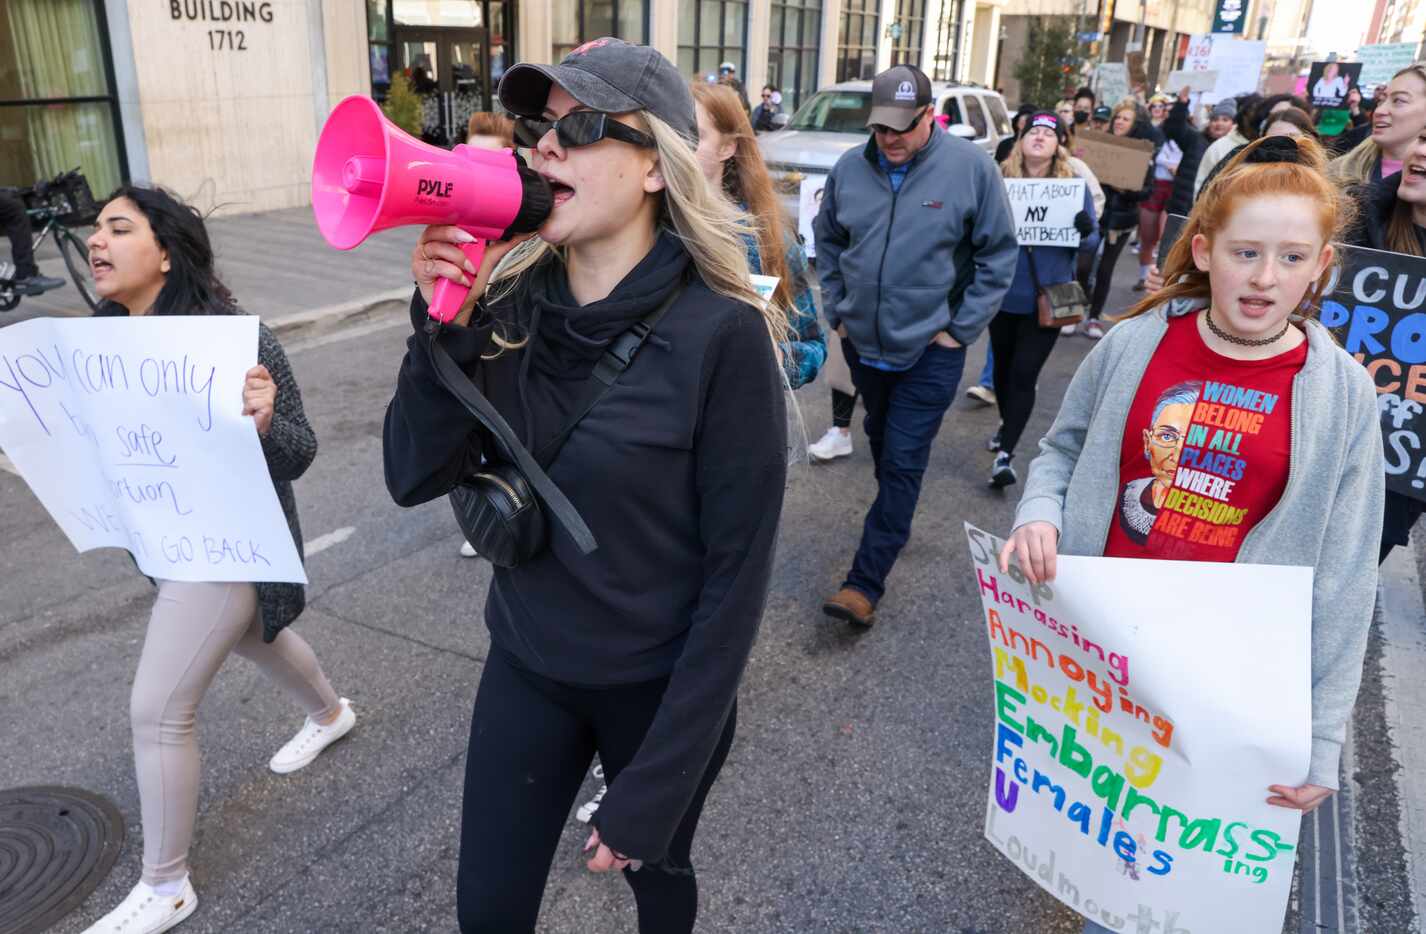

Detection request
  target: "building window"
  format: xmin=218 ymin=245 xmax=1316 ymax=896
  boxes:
xmin=930 ymin=0 xmax=963 ymax=80
xmin=836 ymin=0 xmax=879 ymax=81
xmin=767 ymin=0 xmax=821 ymax=113
xmin=889 ymin=0 xmax=924 ymax=67
xmin=678 ymin=0 xmax=750 ymax=82
xmin=554 ymin=0 xmax=648 ymax=62
xmin=366 ymin=0 xmax=392 ymax=95
xmin=0 ymin=0 xmax=125 ymax=196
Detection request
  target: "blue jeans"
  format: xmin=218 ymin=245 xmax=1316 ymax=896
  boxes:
xmin=978 ymin=344 xmax=994 ymax=389
xmin=841 ymin=338 xmax=965 ymax=602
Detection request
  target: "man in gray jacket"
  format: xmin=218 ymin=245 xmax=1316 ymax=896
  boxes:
xmin=816 ymin=63 xmax=1017 ymax=627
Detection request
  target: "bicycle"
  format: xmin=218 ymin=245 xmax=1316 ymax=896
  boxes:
xmin=0 ymin=168 xmax=101 ymax=313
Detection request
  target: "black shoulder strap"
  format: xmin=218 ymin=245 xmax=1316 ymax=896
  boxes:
xmin=426 ymin=332 xmax=599 ymax=556
xmin=532 ymin=284 xmax=684 ymax=466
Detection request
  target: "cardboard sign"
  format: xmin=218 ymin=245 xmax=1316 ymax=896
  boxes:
xmin=1004 ymin=178 xmax=1086 ymax=247
xmin=0 ymin=316 xmax=307 ymax=582
xmin=1160 ymin=215 xmax=1426 ymax=501
xmin=1166 ymin=69 xmax=1218 ymax=93
xmin=1075 ymin=129 xmax=1154 ymax=191
xmin=966 ymin=523 xmax=1311 ymax=933
xmin=1306 ymin=61 xmax=1362 ymax=109
xmin=1357 ymin=42 xmax=1418 ymax=89
xmin=798 ymin=175 xmax=827 ymax=259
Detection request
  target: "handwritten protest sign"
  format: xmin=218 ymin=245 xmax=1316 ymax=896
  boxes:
xmin=1357 ymin=42 xmax=1418 ymax=89
xmin=1095 ymin=64 xmax=1129 ymax=109
xmin=0 ymin=316 xmax=306 ymax=583
xmin=965 ymin=523 xmax=1310 ymax=933
xmin=1004 ymin=179 xmax=1086 ymax=247
xmin=1182 ymin=35 xmax=1265 ymax=105
xmin=1161 ymin=214 xmax=1426 ymax=502
xmin=798 ymin=175 xmax=827 ymax=259
xmin=1075 ymin=129 xmax=1154 ymax=191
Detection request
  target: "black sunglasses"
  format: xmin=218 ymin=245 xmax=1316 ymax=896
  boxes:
xmin=513 ymin=111 xmax=655 ymax=150
xmin=869 ymin=108 xmax=926 ymax=136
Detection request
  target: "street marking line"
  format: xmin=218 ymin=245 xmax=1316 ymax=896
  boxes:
xmin=306 ymin=526 xmax=355 ymax=556
xmin=287 ymin=314 xmax=407 ymax=355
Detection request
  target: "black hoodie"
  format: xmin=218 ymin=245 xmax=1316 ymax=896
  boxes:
xmin=383 ymin=233 xmax=787 ymax=860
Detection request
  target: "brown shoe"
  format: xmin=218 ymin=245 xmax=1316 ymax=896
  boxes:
xmin=823 ymin=588 xmax=876 ymax=627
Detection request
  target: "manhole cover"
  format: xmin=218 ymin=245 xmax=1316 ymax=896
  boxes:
xmin=0 ymin=786 xmax=125 ymax=934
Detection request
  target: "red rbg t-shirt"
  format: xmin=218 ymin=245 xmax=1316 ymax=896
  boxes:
xmin=1102 ymin=313 xmax=1306 ymax=562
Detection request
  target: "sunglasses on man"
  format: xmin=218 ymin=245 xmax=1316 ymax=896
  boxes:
xmin=869 ymin=108 xmax=927 ymax=136
xmin=513 ymin=111 xmax=655 ymax=150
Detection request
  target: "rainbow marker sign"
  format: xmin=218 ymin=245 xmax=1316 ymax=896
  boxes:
xmin=965 ymin=523 xmax=1311 ymax=933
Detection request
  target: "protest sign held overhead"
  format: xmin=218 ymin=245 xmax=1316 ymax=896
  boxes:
xmin=1095 ymin=64 xmax=1129 ymax=109
xmin=1004 ymin=179 xmax=1086 ymax=247
xmin=1182 ymin=35 xmax=1266 ymax=105
xmin=964 ymin=523 xmax=1311 ymax=934
xmin=1357 ymin=42 xmax=1418 ymax=89
xmin=0 ymin=316 xmax=307 ymax=583
xmin=1166 ymin=69 xmax=1218 ymax=93
xmin=1307 ymin=61 xmax=1362 ymax=109
xmin=1075 ymin=129 xmax=1154 ymax=191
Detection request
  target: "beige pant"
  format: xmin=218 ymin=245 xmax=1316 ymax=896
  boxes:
xmin=130 ymin=581 xmax=339 ymax=883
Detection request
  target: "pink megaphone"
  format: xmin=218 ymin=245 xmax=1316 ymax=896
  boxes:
xmin=312 ymin=95 xmax=552 ymax=322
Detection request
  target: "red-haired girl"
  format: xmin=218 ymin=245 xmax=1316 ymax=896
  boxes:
xmin=999 ymin=135 xmax=1384 ymax=933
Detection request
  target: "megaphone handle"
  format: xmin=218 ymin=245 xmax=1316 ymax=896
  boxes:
xmin=429 ymin=238 xmax=489 ymax=324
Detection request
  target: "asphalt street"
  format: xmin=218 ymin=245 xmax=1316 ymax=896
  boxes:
xmin=2 ymin=271 xmax=1422 ymax=933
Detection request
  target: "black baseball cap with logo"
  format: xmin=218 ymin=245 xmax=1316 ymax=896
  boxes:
xmin=498 ymin=38 xmax=698 ymax=142
xmin=866 ymin=64 xmax=933 ymax=132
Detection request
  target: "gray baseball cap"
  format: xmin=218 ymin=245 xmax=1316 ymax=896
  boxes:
xmin=866 ymin=64 xmax=932 ymax=131
xmin=498 ymin=38 xmax=698 ymax=142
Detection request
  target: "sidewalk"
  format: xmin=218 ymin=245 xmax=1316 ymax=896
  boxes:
xmin=9 ymin=205 xmax=415 ymax=333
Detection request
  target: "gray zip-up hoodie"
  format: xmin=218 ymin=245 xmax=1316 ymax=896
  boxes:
xmin=813 ymin=128 xmax=1018 ymax=369
xmin=1014 ymin=300 xmax=1384 ymax=789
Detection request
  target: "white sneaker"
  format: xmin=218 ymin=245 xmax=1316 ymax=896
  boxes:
xmin=576 ymin=764 xmax=607 ymax=823
xmin=1061 ymin=323 xmax=1078 ymax=335
xmin=269 ymin=698 xmax=356 ymax=774
xmin=82 ymin=877 xmax=197 ymax=934
xmin=1083 ymin=320 xmax=1105 ymax=340
xmin=808 ymin=426 xmax=852 ymax=462
xmin=965 ymin=385 xmax=996 ymax=406
xmin=459 ymin=540 xmax=478 ymax=558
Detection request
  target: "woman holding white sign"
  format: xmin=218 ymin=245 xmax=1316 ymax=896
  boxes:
xmin=987 ymin=112 xmax=1098 ymax=489
xmin=80 ymin=187 xmax=354 ymax=934
xmin=999 ymin=136 xmax=1384 ymax=932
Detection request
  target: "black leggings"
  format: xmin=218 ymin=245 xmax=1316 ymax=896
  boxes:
xmin=988 ymin=311 xmax=1061 ymax=457
xmin=456 ymin=646 xmax=736 ymax=934
xmin=0 ymin=193 xmax=36 ymax=279
xmin=832 ymin=387 xmax=858 ymax=429
xmin=1088 ymin=227 xmax=1134 ymax=319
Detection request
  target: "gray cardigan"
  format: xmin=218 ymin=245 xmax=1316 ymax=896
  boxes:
xmin=1014 ymin=300 xmax=1384 ymax=788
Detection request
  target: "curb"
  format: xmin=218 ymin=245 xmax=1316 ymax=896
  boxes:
xmin=267 ymin=287 xmax=411 ymax=340
xmin=1379 ymin=545 xmax=1426 ymax=932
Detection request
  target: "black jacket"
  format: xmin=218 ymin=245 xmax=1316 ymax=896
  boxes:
xmin=1101 ymin=116 xmax=1160 ymax=230
xmin=94 ymin=303 xmax=316 ymax=641
xmin=383 ymin=234 xmax=787 ymax=861
xmin=1160 ymin=99 xmax=1210 ymax=217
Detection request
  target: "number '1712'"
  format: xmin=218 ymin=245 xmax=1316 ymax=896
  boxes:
xmin=208 ymin=30 xmax=247 ymax=50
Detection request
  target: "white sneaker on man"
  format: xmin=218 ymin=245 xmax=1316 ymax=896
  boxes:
xmin=269 ymin=698 xmax=356 ymax=774
xmin=965 ymin=385 xmax=996 ymax=406
xmin=807 ymin=426 xmax=852 ymax=462
xmin=82 ymin=876 xmax=197 ymax=934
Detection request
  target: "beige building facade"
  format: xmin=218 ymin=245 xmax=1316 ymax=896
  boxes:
xmin=4 ymin=0 xmax=1006 ymax=217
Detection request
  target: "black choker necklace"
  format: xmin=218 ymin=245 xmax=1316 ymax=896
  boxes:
xmin=1204 ymin=307 xmax=1291 ymax=347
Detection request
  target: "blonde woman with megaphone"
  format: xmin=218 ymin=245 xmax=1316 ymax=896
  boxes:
xmin=382 ymin=38 xmax=787 ymax=933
